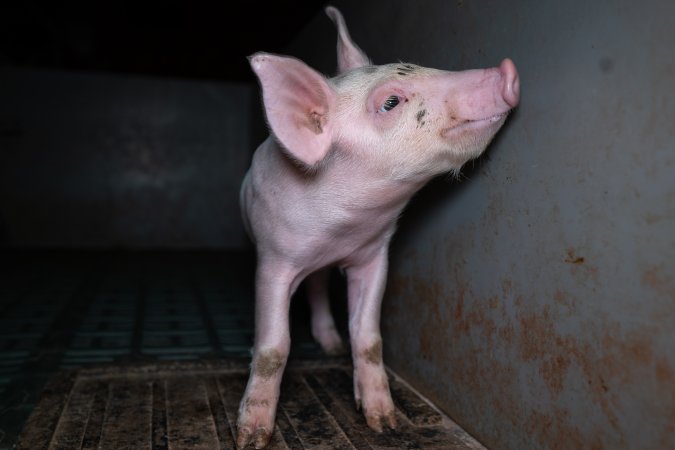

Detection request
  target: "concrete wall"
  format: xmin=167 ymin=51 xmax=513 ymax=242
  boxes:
xmin=0 ymin=68 xmax=252 ymax=248
xmin=288 ymin=1 xmax=675 ymax=448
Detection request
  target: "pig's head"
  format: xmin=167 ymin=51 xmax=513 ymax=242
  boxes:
xmin=249 ymin=6 xmax=519 ymax=182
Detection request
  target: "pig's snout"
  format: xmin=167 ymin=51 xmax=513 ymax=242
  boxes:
xmin=500 ymin=58 xmax=520 ymax=108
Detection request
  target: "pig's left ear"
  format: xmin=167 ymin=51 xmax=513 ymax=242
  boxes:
xmin=326 ymin=6 xmax=371 ymax=73
xmin=249 ymin=53 xmax=335 ymax=166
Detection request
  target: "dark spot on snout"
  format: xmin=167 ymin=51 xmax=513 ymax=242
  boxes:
xmin=416 ymin=109 xmax=427 ymax=123
xmin=397 ymin=72 xmax=407 ymax=76
xmin=398 ymin=65 xmax=415 ymax=73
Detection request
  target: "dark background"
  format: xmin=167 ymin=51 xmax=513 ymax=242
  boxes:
xmin=0 ymin=1 xmax=329 ymax=249
xmin=1 ymin=1 xmax=326 ymax=82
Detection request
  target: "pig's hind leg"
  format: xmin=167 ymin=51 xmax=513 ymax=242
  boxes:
xmin=346 ymin=248 xmax=397 ymax=432
xmin=237 ymin=261 xmax=297 ymax=449
xmin=306 ymin=268 xmax=346 ymax=355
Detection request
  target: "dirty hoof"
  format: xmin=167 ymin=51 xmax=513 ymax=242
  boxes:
xmin=236 ymin=425 xmax=272 ymax=449
xmin=365 ymin=409 xmax=397 ymax=433
xmin=236 ymin=396 xmax=276 ymax=449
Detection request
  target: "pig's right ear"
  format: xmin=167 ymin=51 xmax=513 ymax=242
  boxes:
xmin=249 ymin=53 xmax=335 ymax=166
xmin=326 ymin=6 xmax=371 ymax=73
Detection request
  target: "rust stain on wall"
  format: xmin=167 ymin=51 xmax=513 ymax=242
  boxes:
xmin=385 ymin=268 xmax=675 ymax=449
xmin=512 ymin=307 xmax=666 ymax=442
xmin=642 ymin=264 xmax=675 ymax=301
xmin=564 ymin=248 xmax=585 ymax=264
xmin=553 ymin=289 xmax=576 ymax=312
xmin=564 ymin=248 xmax=600 ymax=285
xmin=539 ymin=354 xmax=572 ymax=396
xmin=655 ymin=357 xmax=675 ymax=384
xmin=525 ymin=408 xmax=599 ymax=450
xmin=654 ymin=357 xmax=675 ymax=446
xmin=388 ymin=272 xmax=446 ymax=362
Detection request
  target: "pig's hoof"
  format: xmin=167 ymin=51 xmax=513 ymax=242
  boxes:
xmin=236 ymin=399 xmax=275 ymax=449
xmin=236 ymin=424 xmax=272 ymax=449
xmin=365 ymin=409 xmax=397 ymax=433
xmin=360 ymin=387 xmax=397 ymax=433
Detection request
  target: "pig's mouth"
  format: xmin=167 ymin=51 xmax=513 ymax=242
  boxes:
xmin=442 ymin=112 xmax=509 ymax=137
xmin=470 ymin=112 xmax=509 ymax=124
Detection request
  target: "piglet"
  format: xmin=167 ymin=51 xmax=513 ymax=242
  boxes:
xmin=237 ymin=6 xmax=519 ymax=448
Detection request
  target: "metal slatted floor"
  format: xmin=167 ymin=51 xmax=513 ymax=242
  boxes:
xmin=0 ymin=251 xmax=483 ymax=449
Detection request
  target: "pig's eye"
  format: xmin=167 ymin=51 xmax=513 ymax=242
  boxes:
xmin=379 ymin=95 xmax=400 ymax=112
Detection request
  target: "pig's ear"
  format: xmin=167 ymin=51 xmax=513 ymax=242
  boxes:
xmin=326 ymin=6 xmax=371 ymax=73
xmin=249 ymin=53 xmax=335 ymax=166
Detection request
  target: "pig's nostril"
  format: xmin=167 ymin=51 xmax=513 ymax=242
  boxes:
xmin=500 ymin=58 xmax=520 ymax=108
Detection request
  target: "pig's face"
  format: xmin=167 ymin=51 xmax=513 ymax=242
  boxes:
xmin=330 ymin=59 xmax=519 ymax=181
xmin=249 ymin=52 xmax=519 ymax=184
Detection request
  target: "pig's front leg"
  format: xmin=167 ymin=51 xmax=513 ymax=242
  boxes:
xmin=237 ymin=261 xmax=296 ymax=449
xmin=346 ymin=248 xmax=397 ymax=432
xmin=306 ymin=268 xmax=345 ymax=355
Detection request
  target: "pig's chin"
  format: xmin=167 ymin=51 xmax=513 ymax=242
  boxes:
xmin=437 ymin=113 xmax=509 ymax=167
xmin=441 ymin=112 xmax=508 ymax=139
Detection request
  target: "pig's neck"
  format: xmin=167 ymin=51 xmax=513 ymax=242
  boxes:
xmin=335 ymin=167 xmax=424 ymax=215
xmin=318 ymin=148 xmax=428 ymax=218
xmin=265 ymin=138 xmax=428 ymax=215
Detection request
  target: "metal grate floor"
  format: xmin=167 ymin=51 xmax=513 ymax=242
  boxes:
xmin=0 ymin=251 xmax=483 ymax=449
xmin=14 ymin=360 xmax=482 ymax=449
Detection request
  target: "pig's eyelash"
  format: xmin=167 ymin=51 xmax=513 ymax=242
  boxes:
xmin=379 ymin=95 xmax=401 ymax=113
